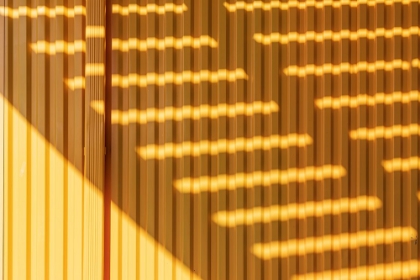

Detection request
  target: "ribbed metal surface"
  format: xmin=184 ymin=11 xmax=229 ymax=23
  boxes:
xmin=2 ymin=1 xmax=420 ymax=280
xmin=0 ymin=0 xmax=103 ymax=279
xmin=109 ymin=1 xmax=420 ymax=280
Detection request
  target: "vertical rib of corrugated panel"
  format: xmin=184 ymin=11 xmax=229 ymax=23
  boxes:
xmin=109 ymin=1 xmax=420 ymax=280
xmin=0 ymin=0 xmax=94 ymax=279
xmin=84 ymin=0 xmax=105 ymax=279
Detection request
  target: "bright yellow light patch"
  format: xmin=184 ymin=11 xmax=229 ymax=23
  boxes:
xmin=0 ymin=5 xmax=85 ymax=18
xmin=30 ymin=40 xmax=86 ymax=55
xmin=112 ymin=3 xmax=187 ymax=15
xmin=213 ymin=196 xmax=381 ymax=227
xmin=85 ymin=63 xmax=104 ymax=76
xmin=111 ymin=101 xmax=279 ymax=125
xmin=252 ymin=227 xmax=416 ymax=259
xmin=174 ymin=165 xmax=346 ymax=193
xmin=90 ymin=101 xmax=104 ymax=115
xmin=315 ymin=91 xmax=420 ymax=109
xmin=86 ymin=26 xmax=105 ymax=38
xmin=292 ymin=260 xmax=420 ymax=280
xmin=137 ymin=134 xmax=312 ymax=160
xmin=350 ymin=124 xmax=420 ymax=140
xmin=224 ymin=0 xmax=414 ymax=12
xmin=112 ymin=36 xmax=218 ymax=52
xmin=285 ymin=60 xmax=410 ymax=77
xmin=65 ymin=77 xmax=85 ymax=90
xmin=112 ymin=69 xmax=248 ymax=88
xmin=382 ymin=157 xmax=420 ymax=172
xmin=255 ymin=27 xmax=420 ymax=45
xmin=110 ymin=202 xmax=202 ymax=279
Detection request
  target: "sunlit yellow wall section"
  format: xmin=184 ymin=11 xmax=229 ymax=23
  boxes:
xmin=108 ymin=1 xmax=420 ymax=280
xmin=1 ymin=1 xmax=90 ymax=279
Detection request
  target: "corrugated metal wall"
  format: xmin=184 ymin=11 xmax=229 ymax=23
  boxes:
xmin=3 ymin=0 xmax=420 ymax=279
xmin=0 ymin=0 xmax=104 ymax=279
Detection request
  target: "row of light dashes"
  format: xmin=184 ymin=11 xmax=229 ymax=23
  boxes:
xmin=292 ymin=259 xmax=420 ymax=280
xmin=64 ymin=69 xmax=247 ymax=91
xmin=225 ymin=0 xmax=420 ymax=271
xmin=137 ymin=134 xmax=312 ymax=159
xmin=174 ymin=165 xmax=346 ymax=193
xmin=224 ymin=0 xmax=415 ymax=12
xmin=0 ymin=5 xmax=86 ymax=18
xmin=112 ymin=69 xmax=248 ymax=87
xmin=284 ymin=60 xmax=413 ymax=77
xmin=252 ymin=227 xmax=416 ymax=259
xmin=112 ymin=36 xmax=218 ymax=51
xmin=255 ymin=27 xmax=420 ymax=45
xmin=315 ymin=92 xmax=420 ymax=109
xmin=213 ymin=196 xmax=381 ymax=227
xmin=112 ymin=3 xmax=187 ymax=15
xmin=30 ymin=34 xmax=218 ymax=54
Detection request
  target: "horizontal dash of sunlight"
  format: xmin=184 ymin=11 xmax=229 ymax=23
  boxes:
xmin=292 ymin=260 xmax=420 ymax=280
xmin=0 ymin=5 xmax=85 ymax=18
xmin=315 ymin=91 xmax=420 ymax=109
xmin=85 ymin=63 xmax=104 ymax=76
xmin=174 ymin=165 xmax=346 ymax=193
xmin=254 ymin=27 xmax=420 ymax=45
xmin=112 ymin=69 xmax=248 ymax=87
xmin=90 ymin=100 xmax=104 ymax=115
xmin=112 ymin=36 xmax=218 ymax=51
xmin=65 ymin=77 xmax=85 ymax=90
xmin=30 ymin=40 xmax=86 ymax=55
xmin=112 ymin=3 xmax=187 ymax=15
xmin=252 ymin=227 xmax=417 ymax=259
xmin=223 ymin=0 xmax=413 ymax=12
xmin=86 ymin=26 xmax=105 ymax=38
xmin=213 ymin=196 xmax=381 ymax=227
xmin=137 ymin=134 xmax=312 ymax=160
xmin=111 ymin=101 xmax=279 ymax=125
xmin=285 ymin=60 xmax=410 ymax=76
xmin=350 ymin=124 xmax=420 ymax=140
xmin=382 ymin=157 xmax=420 ymax=172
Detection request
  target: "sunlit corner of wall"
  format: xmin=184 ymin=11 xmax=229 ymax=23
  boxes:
xmin=110 ymin=202 xmax=202 ymax=280
xmin=2 ymin=94 xmax=103 ymax=279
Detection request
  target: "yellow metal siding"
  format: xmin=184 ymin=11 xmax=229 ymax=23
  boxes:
xmin=1 ymin=0 xmax=103 ymax=279
xmin=1 ymin=1 xmax=420 ymax=280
